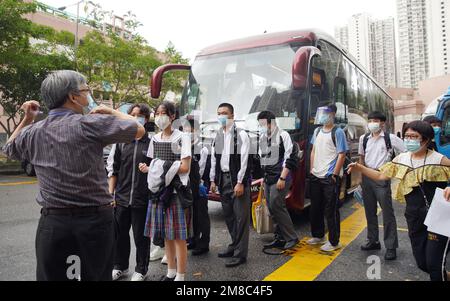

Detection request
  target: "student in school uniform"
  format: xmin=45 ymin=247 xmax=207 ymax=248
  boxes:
xmin=185 ymin=116 xmax=211 ymax=256
xmin=107 ymin=103 xmax=152 ymax=281
xmin=210 ymin=103 xmax=252 ymax=268
xmin=257 ymin=110 xmax=299 ymax=250
xmin=358 ymin=111 xmax=406 ymax=261
xmin=143 ymin=101 xmax=193 ymax=281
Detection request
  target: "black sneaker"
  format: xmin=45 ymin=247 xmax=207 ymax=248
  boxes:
xmin=160 ymin=275 xmax=175 ymax=281
xmin=361 ymin=241 xmax=381 ymax=251
xmin=264 ymin=239 xmax=286 ymax=249
xmin=192 ymin=248 xmax=209 ymax=256
xmin=218 ymin=250 xmax=234 ymax=258
xmin=384 ymin=249 xmax=397 ymax=260
xmin=283 ymin=239 xmax=299 ymax=250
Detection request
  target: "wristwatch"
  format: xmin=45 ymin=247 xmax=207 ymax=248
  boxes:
xmin=279 ymin=177 xmax=286 ymax=181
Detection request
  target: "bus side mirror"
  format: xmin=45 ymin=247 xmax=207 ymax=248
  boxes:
xmin=292 ymin=46 xmax=321 ymax=90
xmin=150 ymin=64 xmax=191 ymax=99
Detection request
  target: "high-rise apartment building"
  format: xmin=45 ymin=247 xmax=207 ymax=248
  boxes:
xmin=396 ymin=0 xmax=428 ymax=88
xmin=426 ymin=0 xmax=450 ymax=78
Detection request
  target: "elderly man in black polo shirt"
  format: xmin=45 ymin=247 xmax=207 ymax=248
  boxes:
xmin=2 ymin=70 xmax=145 ymax=281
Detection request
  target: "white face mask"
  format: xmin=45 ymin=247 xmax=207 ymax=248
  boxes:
xmin=368 ymin=122 xmax=381 ymax=134
xmin=155 ymin=115 xmax=171 ymax=130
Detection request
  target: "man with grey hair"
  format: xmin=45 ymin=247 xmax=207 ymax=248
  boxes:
xmin=2 ymin=70 xmax=145 ymax=281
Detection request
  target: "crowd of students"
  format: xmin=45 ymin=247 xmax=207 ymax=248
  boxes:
xmin=2 ymin=70 xmax=449 ymax=281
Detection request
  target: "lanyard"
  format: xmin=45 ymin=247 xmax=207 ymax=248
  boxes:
xmin=410 ymin=150 xmax=430 ymax=209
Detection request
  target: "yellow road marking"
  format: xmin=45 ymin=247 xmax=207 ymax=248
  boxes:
xmin=3 ymin=175 xmax=36 ymax=179
xmin=264 ymin=203 xmax=367 ymax=281
xmin=379 ymin=225 xmax=409 ymax=232
xmin=0 ymin=181 xmax=37 ymax=186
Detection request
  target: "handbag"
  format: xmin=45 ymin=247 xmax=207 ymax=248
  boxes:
xmin=254 ymin=185 xmax=274 ymax=234
xmin=252 ymin=184 xmax=263 ymax=229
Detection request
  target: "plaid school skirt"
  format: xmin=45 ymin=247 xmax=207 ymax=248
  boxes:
xmin=144 ymin=194 xmax=192 ymax=241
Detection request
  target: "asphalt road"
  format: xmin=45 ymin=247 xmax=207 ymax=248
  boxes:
xmin=0 ymin=174 xmax=443 ymax=281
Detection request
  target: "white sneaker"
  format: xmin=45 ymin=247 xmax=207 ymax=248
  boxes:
xmin=161 ymin=254 xmax=168 ymax=265
xmin=150 ymin=245 xmax=165 ymax=262
xmin=306 ymin=237 xmax=327 ymax=245
xmin=320 ymin=241 xmax=342 ymax=252
xmin=112 ymin=269 xmax=129 ymax=281
xmin=131 ymin=272 xmax=147 ymax=281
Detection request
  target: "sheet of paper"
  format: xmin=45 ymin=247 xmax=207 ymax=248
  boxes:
xmin=424 ymin=188 xmax=450 ymax=238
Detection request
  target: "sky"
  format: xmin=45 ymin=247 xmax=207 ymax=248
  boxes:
xmin=41 ymin=0 xmax=398 ymax=62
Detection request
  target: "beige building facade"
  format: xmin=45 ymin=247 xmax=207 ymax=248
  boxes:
xmin=390 ymin=74 xmax=450 ymax=133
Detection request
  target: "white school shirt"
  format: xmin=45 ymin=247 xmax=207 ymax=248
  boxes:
xmin=258 ymin=127 xmax=294 ymax=168
xmin=210 ymin=124 xmax=250 ymax=184
xmin=358 ymin=132 xmax=406 ymax=169
xmin=146 ymin=129 xmax=191 ymax=186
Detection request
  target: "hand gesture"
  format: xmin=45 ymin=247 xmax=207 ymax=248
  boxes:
xmin=21 ymin=100 xmax=40 ymax=121
xmin=210 ymin=182 xmax=217 ymax=194
xmin=276 ymin=179 xmax=286 ymax=191
xmin=234 ymin=183 xmax=244 ymax=197
xmin=444 ymin=187 xmax=450 ymax=202
xmin=346 ymin=162 xmax=360 ymax=174
xmin=138 ymin=163 xmax=149 ymax=173
xmin=89 ymin=105 xmax=114 ymax=115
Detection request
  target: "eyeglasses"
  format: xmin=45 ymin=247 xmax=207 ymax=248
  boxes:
xmin=77 ymin=87 xmax=92 ymax=94
xmin=404 ymin=134 xmax=421 ymax=140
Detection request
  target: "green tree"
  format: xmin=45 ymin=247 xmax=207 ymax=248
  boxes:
xmin=77 ymin=31 xmax=162 ymax=109
xmin=0 ymin=0 xmax=73 ymax=137
xmin=159 ymin=41 xmax=191 ymax=101
xmin=77 ymin=4 xmax=190 ymax=109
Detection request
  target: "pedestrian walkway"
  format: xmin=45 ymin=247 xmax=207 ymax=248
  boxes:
xmin=264 ymin=203 xmax=367 ymax=281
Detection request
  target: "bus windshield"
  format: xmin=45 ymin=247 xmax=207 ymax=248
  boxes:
xmin=181 ymin=44 xmax=304 ymax=134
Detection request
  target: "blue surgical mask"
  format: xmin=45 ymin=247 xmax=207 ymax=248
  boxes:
xmin=218 ymin=115 xmax=228 ymax=126
xmin=74 ymin=94 xmax=97 ymax=114
xmin=404 ymin=139 xmax=422 ymax=153
xmin=87 ymin=94 xmax=97 ymax=111
xmin=258 ymin=126 xmax=268 ymax=135
xmin=368 ymin=122 xmax=381 ymax=133
xmin=433 ymin=127 xmax=441 ymax=136
xmin=318 ymin=114 xmax=331 ymax=125
xmin=137 ymin=117 xmax=146 ymax=126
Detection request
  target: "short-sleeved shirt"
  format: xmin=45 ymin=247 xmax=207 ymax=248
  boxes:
xmin=358 ymin=132 xmax=406 ymax=169
xmin=310 ymin=127 xmax=348 ymax=178
xmin=2 ymin=108 xmax=137 ymax=208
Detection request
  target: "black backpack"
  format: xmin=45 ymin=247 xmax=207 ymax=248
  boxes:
xmin=313 ymin=126 xmax=339 ymax=147
xmin=362 ymin=132 xmax=395 ymax=161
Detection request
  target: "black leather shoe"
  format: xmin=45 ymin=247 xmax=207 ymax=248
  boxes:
xmin=160 ymin=275 xmax=175 ymax=281
xmin=361 ymin=241 xmax=381 ymax=251
xmin=264 ymin=239 xmax=286 ymax=249
xmin=225 ymin=257 xmax=246 ymax=268
xmin=283 ymin=239 xmax=299 ymax=250
xmin=192 ymin=248 xmax=209 ymax=256
xmin=218 ymin=250 xmax=234 ymax=258
xmin=384 ymin=249 xmax=397 ymax=260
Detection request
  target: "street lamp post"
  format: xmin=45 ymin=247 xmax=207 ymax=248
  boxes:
xmin=58 ymin=0 xmax=87 ymax=69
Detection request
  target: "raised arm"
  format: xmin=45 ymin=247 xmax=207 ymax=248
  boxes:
xmin=347 ymin=162 xmax=391 ymax=181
